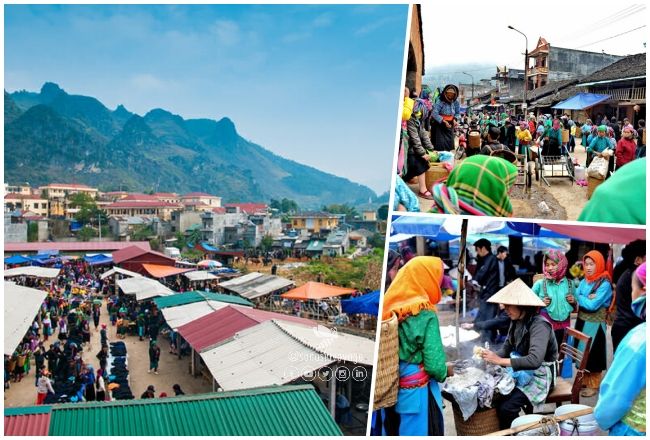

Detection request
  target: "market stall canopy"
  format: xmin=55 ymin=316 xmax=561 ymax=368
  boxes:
xmin=99 ymin=267 xmax=142 ymax=280
xmin=4 ymin=255 xmax=32 ymax=265
xmin=5 ymin=282 xmax=48 ymax=354
xmin=281 ymin=281 xmax=356 ymax=300
xmin=4 ymin=266 xmax=61 ymax=279
xmin=219 ymin=272 xmax=294 ymax=300
xmin=274 ymin=320 xmax=375 ymax=366
xmin=13 ymin=386 xmax=342 ymax=436
xmin=116 ymin=277 xmax=174 ymax=301
xmin=141 ymin=264 xmax=193 ymax=279
xmin=153 ymin=291 xmax=253 ymax=309
xmin=177 ymin=305 xmax=314 ymax=353
xmin=160 ymin=300 xmax=231 ymax=330
xmin=539 ymin=223 xmax=645 ymax=244
xmin=184 ymin=271 xmax=218 ymax=282
xmin=552 ymin=93 xmax=610 ymax=110
xmin=388 ymin=233 xmax=415 ymax=243
xmin=197 ymin=259 xmax=223 ymax=268
xmin=341 ymin=290 xmax=380 ymax=316
xmin=200 ymin=320 xmax=336 ymax=391
xmin=84 ymin=253 xmax=113 ymax=266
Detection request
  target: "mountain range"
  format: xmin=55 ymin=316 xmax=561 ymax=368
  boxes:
xmin=5 ymin=83 xmax=379 ymax=208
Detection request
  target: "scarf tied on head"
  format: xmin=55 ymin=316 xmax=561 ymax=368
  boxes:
xmin=543 ymin=250 xmax=568 ymax=282
xmin=583 ymin=250 xmax=611 ymax=283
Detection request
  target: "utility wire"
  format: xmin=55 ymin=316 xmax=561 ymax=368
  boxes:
xmin=575 ymin=25 xmax=647 ymax=49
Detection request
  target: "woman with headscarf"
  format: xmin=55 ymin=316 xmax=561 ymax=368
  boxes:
xmin=573 ymin=250 xmax=613 ymax=397
xmin=481 ymin=280 xmax=558 ymax=429
xmin=431 ymin=84 xmax=460 ymax=151
xmin=380 ymin=256 xmax=450 ymax=436
xmin=516 ymin=121 xmax=532 ymax=157
xmin=429 ymin=155 xmax=518 ymax=217
xmin=615 ymin=124 xmax=637 ymax=169
xmin=594 ymin=262 xmax=645 ymax=436
xmin=581 ymin=119 xmax=593 ymax=148
xmin=586 ymin=125 xmax=615 ymax=166
xmin=532 ymin=250 xmax=576 ymax=348
xmin=542 ymin=119 xmax=563 ymax=156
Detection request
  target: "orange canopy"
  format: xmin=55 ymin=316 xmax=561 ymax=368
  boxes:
xmin=280 ymin=281 xmax=356 ymax=300
xmin=142 ymin=264 xmax=193 ymax=279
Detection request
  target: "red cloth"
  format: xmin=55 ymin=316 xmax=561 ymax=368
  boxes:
xmin=615 ymin=138 xmax=636 ymax=168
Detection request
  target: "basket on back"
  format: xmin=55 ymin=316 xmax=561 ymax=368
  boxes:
xmin=373 ymin=312 xmax=399 ymax=410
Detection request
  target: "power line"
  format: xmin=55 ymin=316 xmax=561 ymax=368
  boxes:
xmin=575 ymin=25 xmax=647 ymax=49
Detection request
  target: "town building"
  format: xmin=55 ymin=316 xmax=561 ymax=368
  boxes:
xmin=322 ymin=230 xmax=350 ymax=257
xmin=181 ymin=192 xmax=222 ymax=208
xmin=405 ymin=4 xmax=424 ymax=94
xmin=576 ymin=52 xmax=646 ymax=125
xmin=4 ymin=193 xmax=49 ymax=217
xmin=527 ymin=37 xmax=624 ymax=89
xmin=104 ymin=194 xmax=182 ymax=221
xmin=290 ymin=212 xmax=341 ymax=234
xmin=38 ymin=183 xmax=99 ymax=199
xmin=153 ymin=192 xmax=181 ymax=204
xmin=170 ymin=210 xmax=204 ymax=235
xmin=4 ymin=183 xmax=32 ymax=196
xmin=493 ymin=66 xmax=525 ymax=104
xmin=4 ymin=212 xmax=27 ymax=243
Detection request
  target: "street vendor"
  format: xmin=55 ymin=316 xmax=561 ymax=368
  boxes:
xmin=481 ymin=280 xmax=558 ymax=430
xmin=586 ymin=125 xmax=615 ymax=167
xmin=594 ymin=262 xmax=646 ymax=436
xmin=542 ymin=119 xmax=563 ymax=156
xmin=404 ymin=94 xmax=435 ymax=200
xmin=381 ymin=256 xmax=451 ymax=436
xmin=432 ymin=84 xmax=460 ymax=151
xmin=573 ymin=250 xmax=613 ymax=398
xmin=516 ymin=121 xmax=532 ymax=157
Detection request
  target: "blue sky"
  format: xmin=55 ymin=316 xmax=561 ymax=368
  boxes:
xmin=5 ymin=4 xmax=408 ymax=194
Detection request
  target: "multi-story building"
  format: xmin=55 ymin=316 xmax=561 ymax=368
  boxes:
xmin=180 ymin=192 xmax=222 ymax=209
xmin=4 ymin=193 xmax=49 ymax=217
xmin=153 ymin=192 xmax=181 ymax=204
xmin=39 ymin=183 xmax=99 ymax=199
xmin=4 ymin=183 xmax=32 ymax=196
xmin=290 ymin=212 xmax=341 ymax=234
xmin=104 ymin=194 xmax=181 ymax=221
xmin=169 ymin=210 xmax=204 ymax=235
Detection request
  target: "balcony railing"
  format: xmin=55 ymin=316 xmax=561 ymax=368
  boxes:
xmin=527 ymin=67 xmax=549 ymax=76
xmin=602 ymin=87 xmax=646 ymax=102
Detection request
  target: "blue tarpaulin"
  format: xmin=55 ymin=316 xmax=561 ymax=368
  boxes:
xmin=84 ymin=254 xmax=113 ymax=266
xmin=200 ymin=242 xmax=219 ymax=252
xmin=552 ymin=93 xmax=610 ymax=110
xmin=4 ymin=255 xmax=32 ymax=265
xmin=341 ymin=290 xmax=380 ymax=316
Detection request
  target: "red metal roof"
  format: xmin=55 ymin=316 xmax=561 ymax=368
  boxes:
xmin=4 ymin=193 xmax=43 ymax=200
xmin=4 ymin=241 xmax=150 ymax=253
xmin=182 ymin=192 xmax=216 ymax=198
xmin=224 ymin=203 xmax=267 ymax=214
xmin=4 ymin=412 xmax=51 ymax=436
xmin=152 ymin=192 xmax=179 ymax=198
xmin=112 ymin=245 xmax=170 ymax=264
xmin=212 ymin=207 xmax=226 ymax=214
xmin=177 ymin=305 xmax=314 ymax=352
xmin=106 ymin=200 xmax=181 ymax=208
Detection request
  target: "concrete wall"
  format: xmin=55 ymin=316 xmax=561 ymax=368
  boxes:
xmin=37 ymin=220 xmax=49 ymax=242
xmin=4 ymin=215 xmax=27 ymax=243
xmin=406 ymin=5 xmax=424 ymax=94
xmin=550 ymin=48 xmax=623 ymax=79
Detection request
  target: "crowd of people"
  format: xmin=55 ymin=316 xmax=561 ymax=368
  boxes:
xmin=394 ymin=83 xmax=646 ymax=223
xmin=373 ymin=238 xmax=646 ymax=435
xmin=4 ymin=259 xmax=190 ymax=405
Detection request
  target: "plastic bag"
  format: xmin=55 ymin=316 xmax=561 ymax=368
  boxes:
xmin=587 ymin=156 xmax=608 ymax=179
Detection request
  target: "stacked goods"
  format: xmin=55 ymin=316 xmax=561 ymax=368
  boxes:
xmin=107 ymin=341 xmax=134 ymax=400
xmin=468 ymin=131 xmax=481 ymax=149
xmin=425 ymin=163 xmax=451 ymax=189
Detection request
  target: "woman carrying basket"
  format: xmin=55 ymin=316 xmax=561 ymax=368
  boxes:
xmin=380 ymin=256 xmax=452 ymax=436
xmin=481 ymin=280 xmax=558 ymax=430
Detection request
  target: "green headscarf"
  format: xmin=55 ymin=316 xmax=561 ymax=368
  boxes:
xmin=445 ymin=155 xmax=518 ymax=217
xmin=597 ymin=125 xmax=607 ymax=132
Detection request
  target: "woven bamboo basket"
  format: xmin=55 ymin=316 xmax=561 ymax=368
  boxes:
xmin=575 ymin=127 xmax=582 ymax=139
xmin=425 ymin=162 xmax=450 ymax=189
xmin=451 ymin=400 xmax=500 ymax=436
xmin=587 ymin=176 xmax=604 ymax=200
xmin=561 ymin=129 xmax=570 ymax=143
xmin=373 ymin=312 xmax=399 ymax=410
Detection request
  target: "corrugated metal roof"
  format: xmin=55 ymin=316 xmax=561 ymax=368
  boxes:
xmin=4 ymin=241 xmax=151 ymax=253
xmin=177 ymin=305 xmax=314 ymax=352
xmin=219 ymin=273 xmax=294 ymax=299
xmin=183 ymin=270 xmax=218 ymax=281
xmin=160 ymin=300 xmax=230 ymax=330
xmin=112 ymin=246 xmax=172 ymax=264
xmin=153 ymin=291 xmax=253 ymax=309
xmin=99 ymin=267 xmax=142 ymax=280
xmin=47 ymin=386 xmax=341 ymax=436
xmin=141 ymin=264 xmax=193 ymax=278
xmin=275 ymin=320 xmax=375 ymax=366
xmin=281 ymin=281 xmax=355 ymax=300
xmin=201 ymin=321 xmax=334 ymax=391
xmin=5 ymin=282 xmax=48 ymax=355
xmin=4 ymin=266 xmax=61 ymax=278
xmin=116 ymin=277 xmax=174 ymax=301
xmin=4 ymin=406 xmax=52 ymax=436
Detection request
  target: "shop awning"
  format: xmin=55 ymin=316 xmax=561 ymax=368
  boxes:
xmin=341 ymin=290 xmax=380 ymax=316
xmin=160 ymin=300 xmax=231 ymax=330
xmin=141 ymin=264 xmax=193 ymax=279
xmin=153 ymin=290 xmax=253 ymax=309
xmin=84 ymin=254 xmax=113 ymax=266
xmin=539 ymin=223 xmax=645 ymax=244
xmin=5 ymin=282 xmax=48 ymax=355
xmin=116 ymin=277 xmax=174 ymax=301
xmin=184 ymin=271 xmax=218 ymax=282
xmin=552 ymin=93 xmax=610 ymax=110
xmin=4 ymin=255 xmax=32 ymax=265
xmin=219 ymin=272 xmax=294 ymax=300
xmin=281 ymin=281 xmax=356 ymax=300
xmin=4 ymin=266 xmax=61 ymax=279
xmin=100 ymin=267 xmax=142 ymax=280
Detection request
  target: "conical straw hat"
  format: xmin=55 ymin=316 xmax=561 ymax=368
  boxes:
xmin=487 ymin=278 xmax=545 ymax=307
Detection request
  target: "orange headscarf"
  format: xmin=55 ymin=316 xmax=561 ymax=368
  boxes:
xmin=382 ymin=256 xmax=443 ymax=321
xmin=583 ymin=250 xmax=612 ymax=283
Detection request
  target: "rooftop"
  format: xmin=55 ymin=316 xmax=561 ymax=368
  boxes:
xmin=224 ymin=203 xmax=268 ymax=214
xmin=182 ymin=192 xmax=218 ymax=198
xmin=291 ymin=211 xmax=341 ymax=218
xmin=42 ymin=183 xmax=97 ymax=190
xmin=578 ymin=52 xmax=646 ymax=85
xmin=4 ymin=241 xmax=151 ymax=253
xmin=4 ymin=193 xmax=44 ymax=200
xmin=527 ymin=79 xmax=578 ymax=101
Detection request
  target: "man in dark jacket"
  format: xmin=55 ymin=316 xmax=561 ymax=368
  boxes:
xmin=500 ymin=119 xmax=516 ymax=151
xmin=473 ymin=239 xmax=500 ymax=342
xmin=496 ymin=246 xmax=517 ymax=289
xmin=611 ymin=240 xmax=646 ymax=353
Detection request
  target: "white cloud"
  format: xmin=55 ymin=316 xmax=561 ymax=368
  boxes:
xmin=211 ymin=19 xmax=240 ymax=46
xmin=312 ymin=12 xmax=333 ymax=28
xmin=281 ymin=32 xmax=311 ymax=44
xmin=129 ymin=73 xmax=168 ymax=91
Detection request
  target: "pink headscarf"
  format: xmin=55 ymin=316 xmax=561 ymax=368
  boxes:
xmin=543 ymin=250 xmax=568 ymax=282
xmin=635 ymin=262 xmax=646 ymax=287
xmin=623 ymin=124 xmax=637 ymax=137
xmin=552 ymin=119 xmax=561 ymax=130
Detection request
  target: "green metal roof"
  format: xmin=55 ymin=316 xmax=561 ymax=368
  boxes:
xmin=5 ymin=406 xmax=52 ymax=416
xmin=48 ymin=385 xmax=342 ymax=436
xmin=153 ymin=290 xmax=253 ymax=309
xmin=306 ymin=240 xmax=325 ymax=252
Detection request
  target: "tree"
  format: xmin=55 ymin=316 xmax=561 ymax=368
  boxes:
xmin=186 ymin=227 xmax=202 ymax=247
xmin=175 ymin=232 xmax=187 ymax=250
xmin=131 ymin=224 xmax=154 ymax=241
xmin=368 ymin=233 xmax=385 ymax=249
xmin=321 ymin=204 xmax=359 ymax=221
xmin=78 ymin=226 xmax=96 ymax=242
xmin=260 ymin=235 xmax=274 ymax=252
xmin=68 ymin=192 xmax=105 ymax=226
xmin=270 ymin=198 xmax=299 ymax=214
xmin=377 ymin=204 xmax=389 ymax=221
xmin=27 ymin=222 xmax=38 ymax=242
